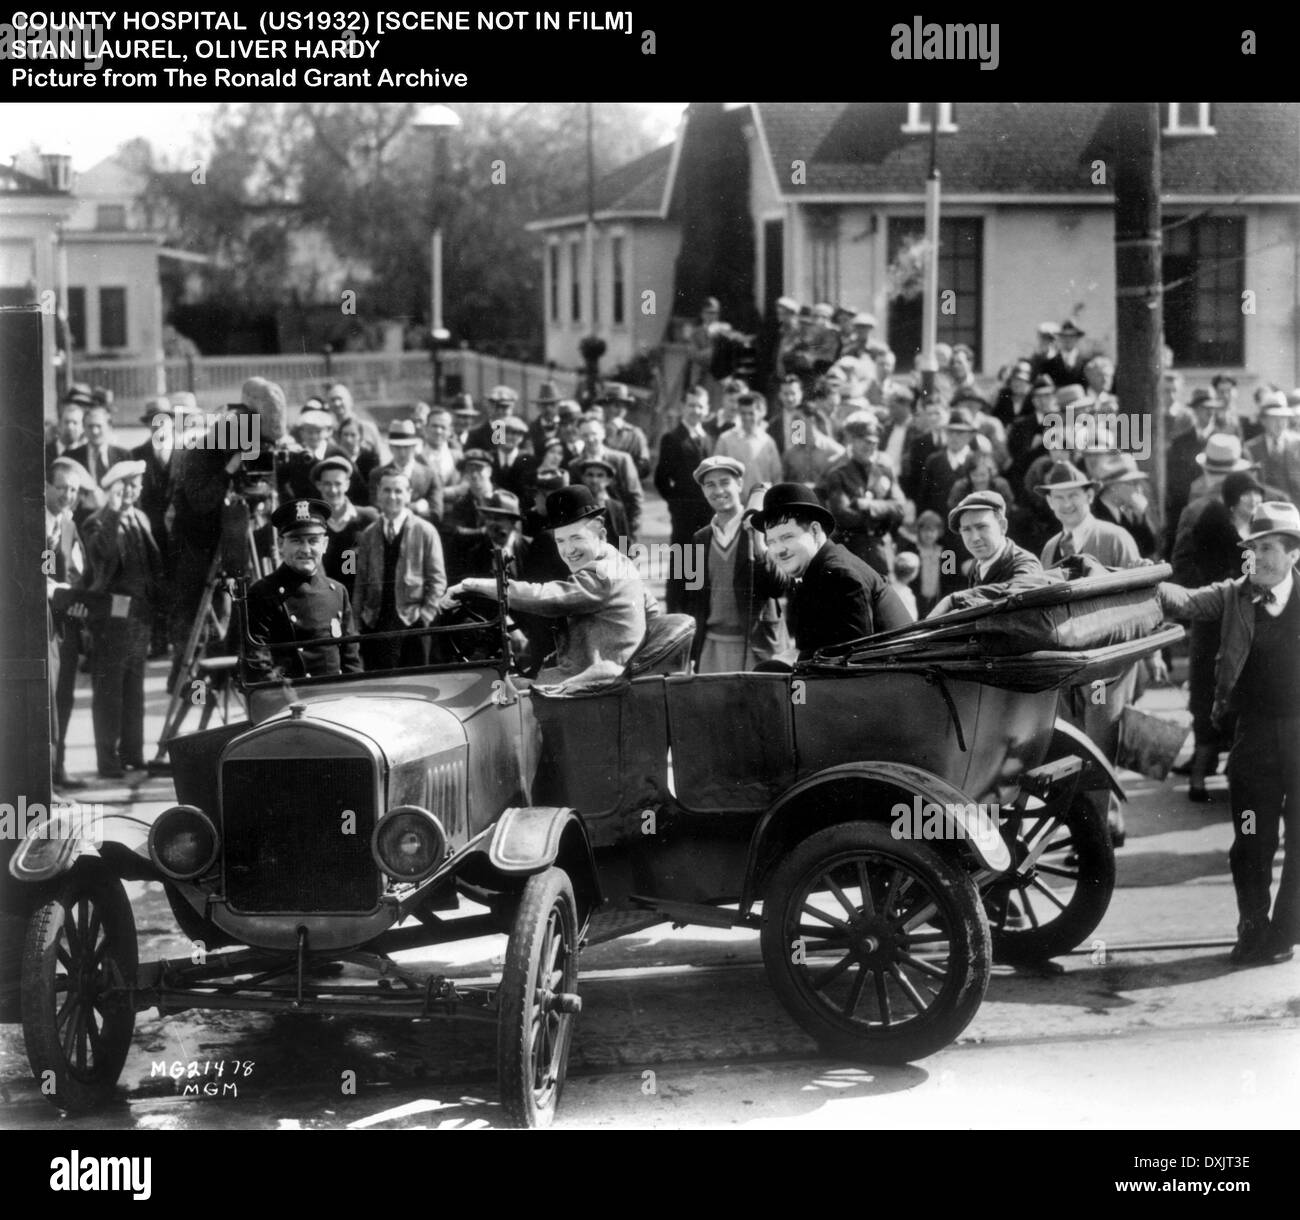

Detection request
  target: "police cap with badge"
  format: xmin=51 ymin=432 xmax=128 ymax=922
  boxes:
xmin=272 ymin=498 xmax=331 ymax=535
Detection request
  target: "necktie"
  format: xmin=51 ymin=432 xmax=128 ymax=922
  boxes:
xmin=1059 ymin=534 xmax=1075 ymax=560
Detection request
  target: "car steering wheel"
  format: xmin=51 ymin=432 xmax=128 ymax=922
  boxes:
xmin=439 ymin=598 xmax=500 ymax=663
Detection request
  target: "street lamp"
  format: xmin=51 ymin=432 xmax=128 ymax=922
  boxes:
xmin=412 ymin=103 xmax=462 ymax=402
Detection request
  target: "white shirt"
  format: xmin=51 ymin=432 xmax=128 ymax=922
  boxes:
xmin=382 ymin=509 xmax=410 ymax=542
xmin=709 ymin=511 xmax=744 ymax=548
xmin=976 ymin=541 xmax=1011 ymax=582
xmin=946 ymin=445 xmax=971 ymax=472
xmin=1258 ymin=569 xmax=1293 ymax=618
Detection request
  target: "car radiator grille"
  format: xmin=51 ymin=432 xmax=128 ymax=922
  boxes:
xmin=222 ymin=757 xmax=380 ymax=912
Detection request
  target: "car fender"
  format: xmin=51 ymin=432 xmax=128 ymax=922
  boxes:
xmin=486 ymin=806 xmax=602 ymax=919
xmin=1049 ymin=717 xmax=1124 ymax=799
xmin=7 ymin=805 xmax=156 ymax=885
xmin=741 ymin=761 xmax=1012 ymax=912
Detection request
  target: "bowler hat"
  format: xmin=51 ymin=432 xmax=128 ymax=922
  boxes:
xmin=1036 ymin=460 xmax=1098 ymax=494
xmin=1221 ymin=470 xmax=1265 ymax=507
xmin=534 ymin=380 xmax=562 ymax=405
xmin=272 ymin=498 xmax=331 ymax=535
xmin=693 ymin=455 xmax=745 ymax=485
xmin=1242 ymin=501 xmax=1300 ymax=546
xmin=748 ymin=482 xmax=835 ymax=534
xmin=544 ymin=484 xmax=606 ymax=529
xmin=948 ymin=489 xmax=1008 ymax=531
xmin=1195 ymin=434 xmax=1253 ymax=474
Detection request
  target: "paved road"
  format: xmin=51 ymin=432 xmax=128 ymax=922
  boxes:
xmin=3 ymin=487 xmax=1297 ymax=1130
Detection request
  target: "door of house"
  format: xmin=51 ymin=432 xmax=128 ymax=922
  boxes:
xmin=762 ymin=218 xmax=784 ymax=319
xmin=886 ymin=217 xmax=984 ymax=373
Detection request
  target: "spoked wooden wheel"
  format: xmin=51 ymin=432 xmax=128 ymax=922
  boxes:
xmin=985 ymin=792 xmax=1115 ymax=965
xmin=497 ymin=867 xmax=581 ymax=1129
xmin=22 ymin=863 xmax=138 ymax=1112
xmin=761 ymin=822 xmax=990 ymax=1064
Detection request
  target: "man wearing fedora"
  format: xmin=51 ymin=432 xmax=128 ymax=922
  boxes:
xmin=466 ymin=385 xmax=521 ymax=453
xmin=133 ymin=397 xmax=191 ymax=657
xmin=750 ymin=483 xmax=911 ymax=661
xmin=527 ymin=381 xmax=563 ymax=456
xmin=369 ymin=419 xmax=441 ymax=523
xmin=918 ymin=406 xmax=979 ymax=523
xmin=928 ymin=490 xmax=1047 ymax=617
xmin=1039 ymin=319 xmax=1088 ymax=389
xmin=82 ymin=459 xmax=163 ymax=777
xmin=684 ymin=456 xmax=785 ymax=673
xmin=654 ymin=387 xmax=715 ymax=613
xmin=243 ymin=498 xmax=363 ymax=682
xmin=1038 ymin=461 xmax=1140 ymax=569
xmin=818 ymin=412 xmax=906 ymax=577
xmin=1091 ymin=454 xmax=1160 ymax=559
xmin=46 ymin=457 xmax=91 ymax=788
xmin=601 ymin=383 xmax=651 ymax=479
xmin=354 ymin=471 xmax=447 ymax=671
xmin=1027 ymin=322 xmax=1060 ymax=381
xmin=1158 ymin=502 xmax=1300 ymax=966
xmin=445 ymin=485 xmax=659 ymax=693
xmin=1246 ymin=392 xmax=1300 ymax=507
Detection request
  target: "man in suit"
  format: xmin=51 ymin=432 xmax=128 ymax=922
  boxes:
xmin=928 ymin=491 xmax=1048 ymax=616
xmin=817 ymin=413 xmax=906 ymax=577
xmin=67 ymin=404 xmax=131 ymax=500
xmin=82 ymin=460 xmax=163 ymax=778
xmin=655 ymin=388 xmax=714 ymax=612
xmin=133 ymin=397 xmax=186 ymax=657
xmin=369 ymin=419 xmax=441 ymax=523
xmin=750 ymin=482 xmax=911 ymax=661
xmin=467 ymin=385 xmax=520 ymax=453
xmin=1091 ymin=454 xmax=1160 ymax=558
xmin=1158 ymin=503 xmax=1300 ymax=966
xmin=903 ymin=397 xmax=949 ymax=504
xmin=491 ymin=415 xmax=537 ymax=501
xmin=1037 ymin=462 xmax=1140 ymax=569
xmin=1246 ymin=394 xmax=1300 ymax=506
xmin=568 ymin=414 xmax=642 ymax=539
xmin=576 ymin=458 xmax=631 ymax=552
xmin=45 ymin=457 xmax=90 ymax=788
xmin=527 ymin=381 xmax=564 ymax=456
xmin=601 ymin=383 xmax=652 ymax=480
xmin=354 ymin=470 xmax=447 ymax=670
xmin=1039 ymin=319 xmax=1088 ymax=389
xmin=918 ymin=407 xmax=978 ymax=522
xmin=243 ymin=498 xmax=363 ymax=682
xmin=684 ymin=457 xmax=785 ymax=672
xmin=45 ymin=394 xmax=88 ymax=469
xmin=1027 ymin=322 xmax=1060 ymax=380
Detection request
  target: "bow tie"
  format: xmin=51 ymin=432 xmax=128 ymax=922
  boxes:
xmin=1251 ymin=586 xmax=1277 ymax=607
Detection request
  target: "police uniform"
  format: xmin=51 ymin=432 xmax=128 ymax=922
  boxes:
xmin=243 ymin=499 xmax=362 ymax=680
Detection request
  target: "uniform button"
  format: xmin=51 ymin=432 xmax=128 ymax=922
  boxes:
xmin=290 ymin=614 xmax=298 ymax=622
xmin=278 ymin=587 xmax=285 ymax=594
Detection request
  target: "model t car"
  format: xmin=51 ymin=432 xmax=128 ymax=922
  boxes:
xmin=8 ymin=559 xmax=1180 ymax=1127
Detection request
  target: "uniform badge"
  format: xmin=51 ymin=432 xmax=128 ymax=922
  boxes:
xmin=296 ymin=500 xmax=313 ymax=521
xmin=331 ymin=616 xmax=342 ymax=638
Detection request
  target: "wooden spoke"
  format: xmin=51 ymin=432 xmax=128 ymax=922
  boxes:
xmin=874 ymin=970 xmax=892 ymax=1027
xmin=822 ymin=872 xmax=860 ymax=920
xmin=842 ymin=963 xmax=869 ymax=1018
xmin=801 ymin=902 xmax=853 ymax=934
xmin=889 ymin=964 xmax=930 ymax=1014
xmin=1029 ymin=877 xmax=1068 ymax=911
xmin=897 ymin=951 xmax=948 ymax=981
xmin=1036 ymin=863 xmax=1079 ymax=881
xmin=856 ymin=861 xmax=876 ymax=917
xmin=809 ymin=952 xmax=855 ymax=991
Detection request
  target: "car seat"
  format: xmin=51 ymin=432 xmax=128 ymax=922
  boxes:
xmin=626 ymin=613 xmax=696 ymax=678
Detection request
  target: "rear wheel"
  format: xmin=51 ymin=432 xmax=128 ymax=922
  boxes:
xmin=761 ymin=822 xmax=990 ymax=1064
xmin=985 ymin=792 xmax=1115 ymax=964
xmin=22 ymin=863 xmax=138 ymax=1112
xmin=497 ymin=868 xmax=581 ymax=1129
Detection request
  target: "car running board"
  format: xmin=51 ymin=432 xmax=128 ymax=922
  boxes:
xmin=627 ymin=896 xmax=759 ymax=931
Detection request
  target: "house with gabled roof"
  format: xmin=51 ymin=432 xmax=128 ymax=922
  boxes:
xmin=531 ymin=102 xmax=1300 ymax=392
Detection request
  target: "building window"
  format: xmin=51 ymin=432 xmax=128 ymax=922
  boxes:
xmin=903 ymin=103 xmax=958 ymax=134
xmin=66 ymin=287 xmax=86 ymax=350
xmin=886 ymin=216 xmax=983 ymax=371
xmin=95 ymin=204 xmax=128 ymax=231
xmin=548 ymin=243 xmax=559 ymax=323
xmin=808 ymin=209 xmax=840 ymax=306
xmin=1163 ymin=215 xmax=1244 ymax=366
xmin=569 ymin=242 xmax=581 ymax=323
xmin=99 ymin=286 xmax=127 ymax=349
xmin=611 ymin=235 xmax=625 ymax=326
xmin=1165 ymin=103 xmax=1215 ymax=135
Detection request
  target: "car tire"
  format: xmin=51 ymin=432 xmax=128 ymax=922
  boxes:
xmin=985 ymin=791 xmax=1115 ymax=965
xmin=497 ymin=867 xmax=581 ymax=1129
xmin=22 ymin=861 xmax=138 ymax=1113
xmin=761 ymin=822 xmax=990 ymax=1065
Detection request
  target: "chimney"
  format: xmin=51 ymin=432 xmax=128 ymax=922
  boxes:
xmin=40 ymin=152 xmax=73 ymax=193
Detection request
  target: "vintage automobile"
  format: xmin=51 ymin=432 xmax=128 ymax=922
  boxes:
xmin=8 ymin=558 xmax=1180 ymax=1127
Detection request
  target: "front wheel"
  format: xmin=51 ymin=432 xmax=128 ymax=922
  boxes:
xmin=761 ymin=822 xmax=990 ymax=1064
xmin=22 ymin=863 xmax=138 ymax=1113
xmin=985 ymin=791 xmax=1115 ymax=965
xmin=496 ymin=868 xmax=581 ymax=1129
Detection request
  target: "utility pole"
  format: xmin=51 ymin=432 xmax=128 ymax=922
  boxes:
xmin=1112 ymin=103 xmax=1165 ymax=522
xmin=921 ymin=108 xmax=941 ymax=398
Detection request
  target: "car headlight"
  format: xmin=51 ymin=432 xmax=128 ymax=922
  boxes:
xmin=371 ymin=806 xmax=447 ymax=882
xmin=149 ymin=805 xmax=219 ymax=881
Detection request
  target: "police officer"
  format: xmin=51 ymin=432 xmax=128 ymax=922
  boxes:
xmin=243 ymin=498 xmax=362 ymax=680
